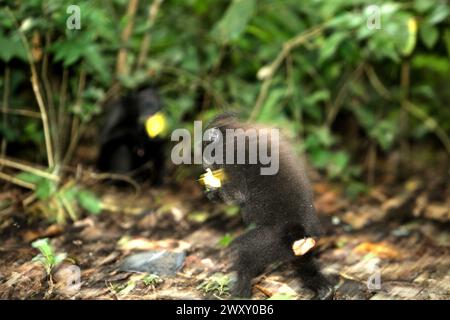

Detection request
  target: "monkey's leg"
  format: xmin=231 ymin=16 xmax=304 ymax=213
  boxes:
xmin=109 ymin=144 xmax=133 ymax=174
xmin=293 ymin=254 xmax=334 ymax=300
xmin=230 ymin=227 xmax=293 ymax=298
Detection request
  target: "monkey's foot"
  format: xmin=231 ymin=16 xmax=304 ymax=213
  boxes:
xmin=231 ymin=284 xmax=252 ymax=299
xmin=312 ymin=286 xmax=335 ymax=300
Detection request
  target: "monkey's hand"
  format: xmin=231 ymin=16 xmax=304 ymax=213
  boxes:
xmin=205 ymin=187 xmax=222 ymax=202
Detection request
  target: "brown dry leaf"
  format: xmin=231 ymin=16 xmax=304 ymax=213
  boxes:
xmin=0 ymin=262 xmax=46 ymax=299
xmin=118 ymin=236 xmax=190 ymax=252
xmin=424 ymin=203 xmax=450 ymax=222
xmin=353 ymin=242 xmax=402 ymax=259
xmin=22 ymin=224 xmax=63 ymax=242
xmin=413 ymin=193 xmax=428 ymax=217
xmin=254 ymin=278 xmax=298 ymax=299
xmin=369 ymin=187 xmax=388 ymax=203
xmin=341 ymin=205 xmax=385 ymax=229
xmin=315 ymin=189 xmax=346 ymax=215
xmin=381 ymin=181 xmax=421 ymax=219
xmin=95 ymin=251 xmax=121 ymax=267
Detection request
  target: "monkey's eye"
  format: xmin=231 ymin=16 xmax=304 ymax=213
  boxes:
xmin=206 ymin=128 xmax=220 ymax=142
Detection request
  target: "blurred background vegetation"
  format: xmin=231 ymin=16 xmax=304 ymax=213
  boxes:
xmin=0 ymin=0 xmax=449 ymax=222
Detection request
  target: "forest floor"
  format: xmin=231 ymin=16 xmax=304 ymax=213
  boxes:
xmin=0 ymin=173 xmax=449 ymax=300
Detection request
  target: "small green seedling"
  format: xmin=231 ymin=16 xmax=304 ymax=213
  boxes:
xmin=217 ymin=233 xmax=233 ymax=248
xmin=107 ymin=280 xmax=136 ymax=296
xmin=31 ymin=238 xmax=67 ymax=275
xmin=197 ymin=273 xmax=231 ymax=297
xmin=142 ymin=274 xmax=163 ymax=287
xmin=267 ymin=292 xmax=296 ymax=300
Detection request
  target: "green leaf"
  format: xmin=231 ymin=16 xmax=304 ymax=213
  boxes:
xmin=400 ymin=17 xmax=417 ymax=56
xmin=188 ymin=211 xmax=209 ymax=223
xmin=32 ymin=238 xmax=53 ymax=260
xmin=257 ymin=87 xmax=286 ymax=122
xmin=445 ymin=29 xmax=450 ymax=56
xmin=412 ymin=54 xmax=450 ymax=74
xmin=15 ymin=172 xmax=42 ymax=185
xmin=0 ymin=32 xmax=27 ymax=62
xmin=268 ymin=292 xmax=296 ymax=300
xmin=310 ymin=149 xmax=333 ymax=169
xmin=83 ymin=45 xmax=111 ymax=84
xmin=212 ymin=0 xmax=256 ymax=44
xmin=428 ymin=3 xmax=450 ymax=24
xmin=36 ymin=179 xmax=56 ymax=200
xmin=217 ymin=234 xmax=233 ymax=248
xmin=414 ymin=0 xmax=434 ymax=13
xmin=319 ymin=32 xmax=346 ymax=64
xmin=77 ymin=190 xmax=102 ymax=215
xmin=327 ymin=151 xmax=350 ymax=177
xmin=420 ymin=22 xmax=439 ymax=49
xmin=224 ymin=205 xmax=240 ymax=217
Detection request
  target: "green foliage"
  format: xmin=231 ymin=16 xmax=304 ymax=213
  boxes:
xmin=31 ymin=238 xmax=67 ymax=275
xmin=1 ymin=0 xmax=449 ymax=190
xmin=211 ymin=0 xmax=256 ymax=44
xmin=267 ymin=292 xmax=296 ymax=300
xmin=217 ymin=233 xmax=233 ymax=248
xmin=77 ymin=190 xmax=102 ymax=215
xmin=16 ymin=172 xmax=102 ymax=223
xmin=197 ymin=273 xmax=231 ymax=296
xmin=142 ymin=274 xmax=163 ymax=287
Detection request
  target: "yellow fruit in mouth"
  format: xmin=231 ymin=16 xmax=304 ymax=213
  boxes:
xmin=199 ymin=168 xmax=225 ymax=188
xmin=145 ymin=112 xmax=166 ymax=138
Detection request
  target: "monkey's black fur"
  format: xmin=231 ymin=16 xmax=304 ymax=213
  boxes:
xmin=203 ymin=115 xmax=334 ymax=299
xmin=97 ymin=87 xmax=166 ymax=184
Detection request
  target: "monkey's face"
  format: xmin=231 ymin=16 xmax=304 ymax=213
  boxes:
xmin=202 ymin=126 xmax=223 ymax=171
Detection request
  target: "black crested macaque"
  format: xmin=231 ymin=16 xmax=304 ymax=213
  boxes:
xmin=201 ymin=114 xmax=334 ymax=299
xmin=98 ymin=86 xmax=167 ymax=184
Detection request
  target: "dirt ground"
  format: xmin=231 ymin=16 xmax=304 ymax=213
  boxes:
xmin=0 ymin=174 xmax=449 ymax=300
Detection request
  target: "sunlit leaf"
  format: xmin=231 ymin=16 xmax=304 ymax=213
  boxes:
xmin=212 ymin=0 xmax=256 ymax=44
xmin=77 ymin=190 xmax=102 ymax=215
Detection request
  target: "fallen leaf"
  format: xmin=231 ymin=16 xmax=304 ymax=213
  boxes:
xmin=353 ymin=242 xmax=401 ymax=259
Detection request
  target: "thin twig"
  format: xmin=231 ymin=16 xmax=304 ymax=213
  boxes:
xmin=364 ymin=63 xmax=450 ymax=155
xmin=136 ymin=0 xmax=163 ymax=70
xmin=403 ymin=101 xmax=450 ymax=155
xmin=62 ymin=67 xmax=86 ymax=167
xmin=0 ymin=171 xmax=36 ymax=190
xmin=116 ymin=0 xmax=140 ymax=77
xmin=6 ymin=8 xmax=54 ymax=167
xmin=364 ymin=64 xmax=391 ymax=99
xmin=161 ymin=66 xmax=229 ymax=109
xmin=400 ymin=61 xmax=411 ymax=163
xmin=250 ymin=24 xmax=326 ymax=121
xmin=58 ymin=68 xmax=69 ymax=152
xmin=0 ymin=107 xmax=41 ymax=118
xmin=326 ymin=61 xmax=365 ymax=127
xmin=0 ymin=157 xmax=60 ymax=181
xmin=41 ymin=31 xmax=58 ymax=161
xmin=1 ymin=67 xmax=10 ymax=161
